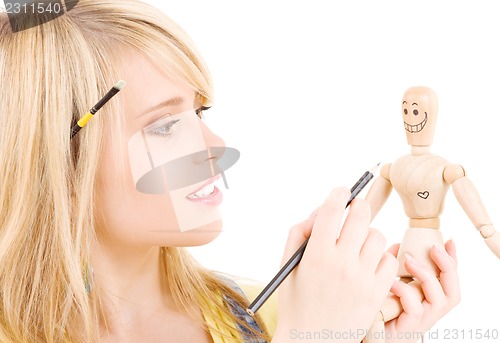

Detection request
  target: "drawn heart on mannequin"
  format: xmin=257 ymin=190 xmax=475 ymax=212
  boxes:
xmin=417 ymin=191 xmax=430 ymax=199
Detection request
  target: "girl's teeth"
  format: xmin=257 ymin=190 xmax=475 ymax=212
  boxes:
xmin=192 ymin=184 xmax=215 ymax=198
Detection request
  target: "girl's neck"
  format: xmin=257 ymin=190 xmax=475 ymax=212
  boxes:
xmin=91 ymin=242 xmax=176 ymax=322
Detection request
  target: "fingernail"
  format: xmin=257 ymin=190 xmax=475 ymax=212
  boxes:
xmin=450 ymin=239 xmax=456 ymax=249
xmin=433 ymin=244 xmax=447 ymax=255
xmin=404 ymin=253 xmax=423 ymax=267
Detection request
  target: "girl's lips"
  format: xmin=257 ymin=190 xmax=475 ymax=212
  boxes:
xmin=189 ymin=175 xmax=221 ymax=194
xmin=185 ymin=175 xmax=223 ymax=206
xmin=186 ymin=186 xmax=223 ymax=206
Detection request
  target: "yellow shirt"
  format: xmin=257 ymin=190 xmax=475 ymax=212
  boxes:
xmin=203 ymin=277 xmax=278 ymax=343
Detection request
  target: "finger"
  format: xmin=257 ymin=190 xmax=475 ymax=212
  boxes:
xmin=280 ymin=213 xmax=316 ymax=267
xmin=390 ymin=280 xmax=424 ymax=330
xmin=445 ymin=239 xmax=458 ymax=263
xmin=430 ymin=243 xmax=457 ymax=274
xmin=359 ymin=229 xmax=387 ymax=272
xmin=307 ymin=187 xmax=351 ymax=252
xmin=375 ymin=252 xmax=399 ymax=285
xmin=404 ymin=254 xmax=444 ymax=304
xmin=310 ymin=208 xmax=319 ymax=219
xmin=336 ymin=198 xmax=372 ymax=254
xmin=386 ymin=243 xmax=400 ymax=258
xmin=429 ymin=242 xmax=460 ymax=302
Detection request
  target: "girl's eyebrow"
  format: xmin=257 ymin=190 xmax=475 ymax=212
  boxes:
xmin=137 ymin=96 xmax=184 ymax=118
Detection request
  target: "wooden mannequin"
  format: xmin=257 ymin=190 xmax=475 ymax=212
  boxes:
xmin=362 ymin=86 xmax=500 ymax=343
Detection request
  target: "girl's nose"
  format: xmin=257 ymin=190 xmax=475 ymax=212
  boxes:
xmin=200 ymin=121 xmax=225 ymax=148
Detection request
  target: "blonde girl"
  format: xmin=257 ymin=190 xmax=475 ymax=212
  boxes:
xmin=0 ymin=1 xmax=459 ymax=342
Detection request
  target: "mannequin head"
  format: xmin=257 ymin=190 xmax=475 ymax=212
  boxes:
xmin=401 ymin=86 xmax=439 ymax=147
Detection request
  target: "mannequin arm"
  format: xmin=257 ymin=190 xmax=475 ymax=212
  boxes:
xmin=444 ymin=164 xmax=500 ymax=259
xmin=365 ymin=163 xmax=393 ymax=222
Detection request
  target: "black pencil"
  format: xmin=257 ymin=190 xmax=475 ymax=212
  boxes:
xmin=70 ymin=80 xmax=126 ymax=139
xmin=246 ymin=163 xmax=380 ymax=316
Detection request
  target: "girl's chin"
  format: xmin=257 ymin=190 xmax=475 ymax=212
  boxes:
xmin=194 ymin=219 xmax=223 ymax=244
xmin=167 ymin=219 xmax=223 ymax=247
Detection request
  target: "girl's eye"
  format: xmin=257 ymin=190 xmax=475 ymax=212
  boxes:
xmin=149 ymin=119 xmax=180 ymax=138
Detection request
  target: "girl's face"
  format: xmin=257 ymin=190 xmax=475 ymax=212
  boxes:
xmin=96 ymin=51 xmax=227 ymax=248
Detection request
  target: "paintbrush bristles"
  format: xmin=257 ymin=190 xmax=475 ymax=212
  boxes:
xmin=93 ymin=81 xmax=127 ymax=112
xmin=114 ymin=80 xmax=126 ymax=90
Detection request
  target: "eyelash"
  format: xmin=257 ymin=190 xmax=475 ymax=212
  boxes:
xmin=196 ymin=106 xmax=211 ymax=119
xmin=149 ymin=119 xmax=180 ymax=138
xmin=146 ymin=106 xmax=208 ymax=137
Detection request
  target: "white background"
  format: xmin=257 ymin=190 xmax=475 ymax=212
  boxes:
xmin=145 ymin=1 xmax=500 ymax=341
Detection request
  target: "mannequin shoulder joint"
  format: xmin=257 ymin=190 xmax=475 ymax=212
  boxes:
xmin=443 ymin=164 xmax=466 ymax=184
xmin=380 ymin=163 xmax=391 ymax=181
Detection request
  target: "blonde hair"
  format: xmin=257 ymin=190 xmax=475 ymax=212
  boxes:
xmin=0 ymin=1 xmax=270 ymax=341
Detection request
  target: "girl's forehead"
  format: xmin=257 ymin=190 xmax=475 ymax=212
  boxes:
xmin=119 ymin=51 xmax=195 ymax=126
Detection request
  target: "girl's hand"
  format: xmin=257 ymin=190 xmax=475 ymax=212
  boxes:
xmin=384 ymin=241 xmax=460 ymax=343
xmin=272 ymin=188 xmax=399 ymax=343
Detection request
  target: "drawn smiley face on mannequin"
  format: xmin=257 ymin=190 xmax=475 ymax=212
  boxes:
xmin=96 ymin=51 xmax=239 ymax=248
xmin=401 ymin=86 xmax=439 ymax=147
xmin=402 ymin=101 xmax=428 ymax=133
